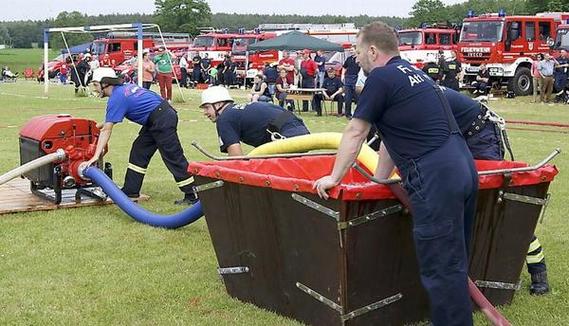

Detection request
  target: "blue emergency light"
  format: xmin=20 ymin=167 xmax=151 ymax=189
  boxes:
xmin=498 ymin=9 xmax=506 ymax=17
xmin=467 ymin=10 xmax=475 ymax=18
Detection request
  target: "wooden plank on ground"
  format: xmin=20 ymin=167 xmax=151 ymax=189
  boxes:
xmin=0 ymin=178 xmax=149 ymax=215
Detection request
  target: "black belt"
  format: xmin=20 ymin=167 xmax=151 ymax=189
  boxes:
xmin=147 ymin=101 xmax=174 ymax=125
xmin=464 ymin=105 xmax=488 ymax=138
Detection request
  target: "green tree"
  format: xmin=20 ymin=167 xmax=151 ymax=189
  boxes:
xmin=0 ymin=25 xmax=11 ymax=45
xmin=547 ymin=0 xmax=568 ymax=11
xmin=154 ymin=0 xmax=211 ymax=36
xmin=408 ymin=0 xmax=448 ymax=27
xmin=50 ymin=11 xmax=93 ymax=50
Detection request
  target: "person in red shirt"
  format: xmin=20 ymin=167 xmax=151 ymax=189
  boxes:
xmin=100 ymin=53 xmax=115 ymax=68
xmin=300 ymin=49 xmax=318 ymax=112
xmin=59 ymin=58 xmax=69 ymax=84
xmin=278 ymin=51 xmax=295 ymax=82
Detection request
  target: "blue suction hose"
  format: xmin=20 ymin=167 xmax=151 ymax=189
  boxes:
xmin=83 ymin=166 xmax=203 ymax=229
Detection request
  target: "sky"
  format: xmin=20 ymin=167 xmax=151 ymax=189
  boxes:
xmin=0 ymin=0 xmax=465 ymax=22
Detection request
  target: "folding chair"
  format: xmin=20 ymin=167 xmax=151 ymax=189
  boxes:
xmin=23 ymin=67 xmax=34 ymax=80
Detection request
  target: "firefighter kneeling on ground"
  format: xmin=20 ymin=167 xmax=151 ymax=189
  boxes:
xmin=200 ymin=86 xmax=310 ymax=156
xmin=85 ymin=68 xmax=198 ymax=205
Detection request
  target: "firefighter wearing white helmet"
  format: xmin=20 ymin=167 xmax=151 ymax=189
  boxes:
xmin=200 ymin=86 xmax=310 ymax=156
xmin=86 ymin=68 xmax=198 ymax=205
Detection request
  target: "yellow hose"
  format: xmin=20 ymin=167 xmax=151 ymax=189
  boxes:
xmin=248 ymin=132 xmax=379 ymax=171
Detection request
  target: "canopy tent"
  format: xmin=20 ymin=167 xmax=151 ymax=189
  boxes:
xmin=247 ymin=31 xmax=345 ymax=52
xmin=61 ymin=42 xmax=92 ymax=55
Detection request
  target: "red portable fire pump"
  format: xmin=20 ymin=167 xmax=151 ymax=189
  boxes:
xmin=18 ymin=114 xmax=111 ymax=204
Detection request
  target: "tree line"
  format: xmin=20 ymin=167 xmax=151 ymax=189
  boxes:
xmin=1 ymin=0 xmax=569 ymax=49
xmin=0 ymin=12 xmax=405 ymax=49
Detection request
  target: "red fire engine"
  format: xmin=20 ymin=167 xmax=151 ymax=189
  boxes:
xmin=458 ymin=12 xmax=569 ymax=95
xmin=398 ymin=26 xmax=460 ymax=69
xmin=231 ymin=32 xmax=278 ymax=79
xmin=188 ymin=32 xmax=239 ymax=68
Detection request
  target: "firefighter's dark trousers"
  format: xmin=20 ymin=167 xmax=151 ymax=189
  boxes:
xmin=122 ymin=101 xmax=194 ymax=196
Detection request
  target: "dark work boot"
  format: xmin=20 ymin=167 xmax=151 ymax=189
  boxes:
xmin=120 ymin=187 xmax=140 ymax=199
xmin=530 ymin=271 xmax=550 ymax=295
xmin=174 ymin=191 xmax=199 ymax=206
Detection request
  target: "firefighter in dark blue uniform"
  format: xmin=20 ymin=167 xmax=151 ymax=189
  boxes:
xmin=200 ymin=86 xmax=310 ymax=156
xmin=443 ymin=86 xmax=550 ymax=295
xmin=314 ymin=22 xmax=476 ymax=325
xmin=86 ymin=68 xmax=197 ymax=205
xmin=422 ymin=60 xmax=442 ymax=83
xmin=342 ymin=47 xmax=360 ymax=118
xmin=441 ymin=50 xmax=461 ymax=91
xmin=313 ymin=67 xmax=344 ymax=116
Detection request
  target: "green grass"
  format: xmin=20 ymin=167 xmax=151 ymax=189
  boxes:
xmin=0 ymin=81 xmax=567 ymax=325
xmin=0 ymin=48 xmax=60 ymax=76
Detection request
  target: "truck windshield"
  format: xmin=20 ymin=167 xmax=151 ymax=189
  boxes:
xmin=460 ymin=21 xmax=504 ymax=42
xmin=399 ymin=32 xmax=422 ymax=46
xmin=193 ymin=36 xmax=214 ymax=48
xmin=91 ymin=42 xmax=106 ymax=55
xmin=232 ymin=38 xmax=256 ymax=55
xmin=555 ymin=28 xmax=569 ymax=49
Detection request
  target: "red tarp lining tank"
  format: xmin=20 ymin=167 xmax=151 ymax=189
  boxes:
xmin=190 ymin=156 xmax=557 ymax=200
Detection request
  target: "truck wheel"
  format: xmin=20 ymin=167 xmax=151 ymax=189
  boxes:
xmin=508 ymin=67 xmax=532 ymax=96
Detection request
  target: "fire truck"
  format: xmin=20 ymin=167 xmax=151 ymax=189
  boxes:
xmin=458 ymin=12 xmax=569 ymax=96
xmin=90 ymin=32 xmax=191 ymax=64
xmin=188 ymin=32 xmax=239 ymax=68
xmin=231 ymin=32 xmax=278 ymax=80
xmin=398 ymin=26 xmax=460 ymax=69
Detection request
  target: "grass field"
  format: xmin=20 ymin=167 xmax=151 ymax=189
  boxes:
xmin=0 ymin=58 xmax=568 ymax=324
xmin=0 ymin=48 xmax=60 ymax=77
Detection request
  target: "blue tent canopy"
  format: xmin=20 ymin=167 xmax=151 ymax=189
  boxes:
xmin=61 ymin=42 xmax=92 ymax=55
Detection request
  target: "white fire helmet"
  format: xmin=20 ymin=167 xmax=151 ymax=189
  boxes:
xmin=200 ymin=86 xmax=234 ymax=107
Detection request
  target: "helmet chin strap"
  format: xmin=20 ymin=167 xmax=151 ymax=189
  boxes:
xmin=214 ymin=102 xmax=228 ymax=117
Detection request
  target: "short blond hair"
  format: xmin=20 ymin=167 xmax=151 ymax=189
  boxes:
xmin=357 ymin=21 xmax=399 ymax=55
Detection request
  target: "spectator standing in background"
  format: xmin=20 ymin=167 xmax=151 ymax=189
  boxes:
xmin=342 ymin=46 xmax=360 ymax=118
xmin=313 ymin=50 xmax=326 ymax=88
xmin=532 ymin=53 xmax=543 ymax=103
xmin=153 ymin=45 xmax=174 ymax=102
xmin=142 ymin=51 xmax=155 ymax=90
xmin=179 ymin=53 xmax=189 ymax=88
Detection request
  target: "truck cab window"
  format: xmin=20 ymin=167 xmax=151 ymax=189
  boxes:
xmin=539 ymin=22 xmax=552 ymax=40
xmin=510 ymin=21 xmax=521 ymax=41
xmin=526 ymin=22 xmax=536 ymax=41
xmin=425 ymin=33 xmax=436 ymax=44
xmin=439 ymin=33 xmax=451 ymax=45
xmin=110 ymin=43 xmax=121 ymax=52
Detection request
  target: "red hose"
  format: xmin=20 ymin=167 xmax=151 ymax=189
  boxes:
xmin=388 ymin=183 xmax=511 ymax=326
xmin=508 ymin=126 xmax=569 ymax=134
xmin=468 ymin=279 xmax=512 ymax=326
xmin=507 ymin=119 xmax=569 ymax=128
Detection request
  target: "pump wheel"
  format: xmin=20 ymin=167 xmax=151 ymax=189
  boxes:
xmin=507 ymin=67 xmax=532 ymax=96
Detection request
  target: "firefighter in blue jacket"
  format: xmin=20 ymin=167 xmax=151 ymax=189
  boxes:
xmin=85 ymin=68 xmax=197 ymax=205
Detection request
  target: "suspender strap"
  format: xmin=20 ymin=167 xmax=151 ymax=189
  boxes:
xmin=433 ymin=85 xmax=461 ymax=135
xmin=267 ymin=109 xmax=297 ymax=132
